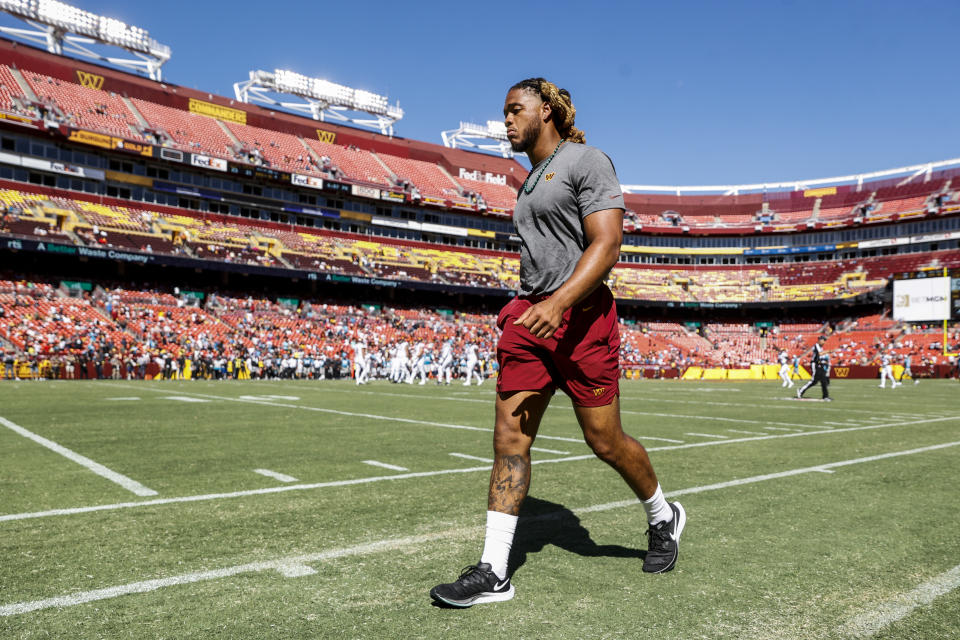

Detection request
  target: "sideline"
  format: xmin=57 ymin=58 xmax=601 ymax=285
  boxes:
xmin=2 ymin=440 xmax=958 ymax=617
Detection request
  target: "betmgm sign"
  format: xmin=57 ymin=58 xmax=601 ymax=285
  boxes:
xmin=893 ymin=276 xmax=950 ymax=322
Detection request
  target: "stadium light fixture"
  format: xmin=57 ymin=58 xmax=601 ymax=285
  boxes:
xmin=0 ymin=0 xmax=171 ymax=80
xmin=441 ymin=120 xmax=513 ymax=158
xmin=235 ymin=69 xmax=404 ymax=136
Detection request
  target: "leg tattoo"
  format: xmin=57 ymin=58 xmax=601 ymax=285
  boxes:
xmin=487 ymin=454 xmax=530 ymax=516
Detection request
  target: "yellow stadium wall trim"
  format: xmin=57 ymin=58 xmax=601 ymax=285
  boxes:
xmin=803 ymin=186 xmax=837 ymax=198
xmin=681 ymin=366 xmax=811 ymax=380
xmin=467 ymin=229 xmax=496 ymax=239
xmin=339 ymin=210 xmax=372 ymax=222
xmin=620 ymin=245 xmax=743 ymax=255
xmin=105 ymin=171 xmax=154 ymax=187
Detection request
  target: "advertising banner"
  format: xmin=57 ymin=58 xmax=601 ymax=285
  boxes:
xmin=111 ymin=138 xmax=153 ymax=157
xmin=0 ymin=112 xmax=37 ymax=126
xmin=190 ymin=154 xmax=228 ymax=172
xmin=68 ymin=129 xmax=112 ymax=149
xmin=351 ymin=184 xmax=380 ymax=199
xmin=188 ymin=98 xmax=246 ymax=125
xmin=66 ymin=129 xmax=152 ymax=156
xmin=291 ymin=174 xmax=323 ymax=190
xmin=893 ymin=277 xmax=950 ymax=321
xmin=380 ymin=190 xmax=405 ymax=202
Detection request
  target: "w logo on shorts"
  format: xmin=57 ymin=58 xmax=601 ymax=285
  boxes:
xmin=592 ymin=387 xmax=606 ymax=397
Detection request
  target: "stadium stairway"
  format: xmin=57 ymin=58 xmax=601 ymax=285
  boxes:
xmin=120 ymin=96 xmax=151 ymax=130
xmin=369 ymin=152 xmax=398 ymax=183
xmin=7 ymin=66 xmax=36 ymax=101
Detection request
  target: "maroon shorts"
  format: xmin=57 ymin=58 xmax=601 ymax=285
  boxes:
xmin=496 ymin=285 xmax=620 ymax=407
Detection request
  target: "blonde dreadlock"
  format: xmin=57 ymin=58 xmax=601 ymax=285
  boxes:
xmin=511 ymin=77 xmax=586 ymax=144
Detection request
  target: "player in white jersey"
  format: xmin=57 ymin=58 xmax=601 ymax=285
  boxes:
xmin=878 ymin=352 xmax=899 ymax=388
xmin=406 ymin=341 xmax=428 ymax=385
xmin=777 ymin=350 xmax=793 ymax=388
xmin=353 ymin=339 xmax=369 ymax=385
xmin=436 ymin=340 xmax=454 ymax=384
xmin=462 ymin=342 xmax=482 ymax=386
xmin=387 ymin=343 xmax=400 ymax=383
xmin=391 ymin=341 xmax=410 ymax=383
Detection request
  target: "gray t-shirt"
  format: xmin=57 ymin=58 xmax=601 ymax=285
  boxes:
xmin=513 ymin=142 xmax=625 ymax=295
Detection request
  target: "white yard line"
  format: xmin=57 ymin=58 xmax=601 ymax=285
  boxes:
xmin=361 ymin=460 xmax=408 ymax=472
xmin=109 ymin=383 xmax=586 ymax=444
xmin=2 ymin=413 xmax=958 ymax=524
xmin=0 ymin=416 xmax=157 ymax=497
xmin=727 ymin=429 xmax=768 ymax=436
xmin=620 ymin=394 xmax=936 ymax=416
xmin=2 ymin=440 xmax=957 ymax=618
xmin=529 ymin=446 xmax=570 ymax=455
xmin=252 ymin=469 xmax=298 ymax=483
xmin=619 ymin=408 xmax=817 ymax=430
xmin=685 ymin=432 xmax=729 ymax=439
xmin=840 ymin=563 xmax=960 ymax=638
xmin=449 ymin=452 xmax=494 ymax=463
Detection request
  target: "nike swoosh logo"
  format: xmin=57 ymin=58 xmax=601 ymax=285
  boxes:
xmin=582 ymin=305 xmax=594 ymax=312
xmin=493 ymin=580 xmax=510 ymax=591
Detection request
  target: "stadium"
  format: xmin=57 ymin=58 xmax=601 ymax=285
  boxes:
xmin=0 ymin=2 xmax=958 ymax=638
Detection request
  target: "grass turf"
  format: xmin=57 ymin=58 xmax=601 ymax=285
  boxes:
xmin=1 ymin=378 xmax=958 ymax=639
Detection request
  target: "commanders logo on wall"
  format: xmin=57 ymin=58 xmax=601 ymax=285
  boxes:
xmin=833 ymin=367 xmax=850 ymax=378
xmin=316 ymin=129 xmax=337 ymax=144
xmin=76 ymin=70 xmax=105 ymax=90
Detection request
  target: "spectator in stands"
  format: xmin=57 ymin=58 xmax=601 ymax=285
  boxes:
xmin=431 ymin=77 xmax=683 ymax=608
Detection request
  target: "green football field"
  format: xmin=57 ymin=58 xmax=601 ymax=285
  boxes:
xmin=0 ymin=378 xmax=958 ymax=639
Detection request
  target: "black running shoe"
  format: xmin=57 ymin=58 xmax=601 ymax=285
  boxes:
xmin=429 ymin=562 xmax=514 ymax=607
xmin=642 ymin=502 xmax=686 ymax=574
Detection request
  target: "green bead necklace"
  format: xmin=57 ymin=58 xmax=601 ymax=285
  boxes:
xmin=521 ymin=139 xmax=565 ymax=195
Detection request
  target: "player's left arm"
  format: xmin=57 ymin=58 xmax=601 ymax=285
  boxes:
xmin=513 ymin=207 xmax=623 ymax=339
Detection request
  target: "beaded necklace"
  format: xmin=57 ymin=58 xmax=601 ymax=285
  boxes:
xmin=521 ymin=139 xmax=565 ymax=195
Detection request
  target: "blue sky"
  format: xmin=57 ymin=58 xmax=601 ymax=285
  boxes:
xmin=2 ymin=1 xmax=958 ymax=186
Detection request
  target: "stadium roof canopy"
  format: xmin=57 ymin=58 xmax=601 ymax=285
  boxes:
xmin=441 ymin=120 xmax=513 ymax=158
xmin=621 ymin=157 xmax=960 ymax=196
xmin=234 ymin=69 xmax=404 ymax=137
xmin=0 ymin=0 xmax=170 ymax=80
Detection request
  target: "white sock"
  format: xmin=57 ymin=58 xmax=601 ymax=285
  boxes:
xmin=479 ymin=510 xmax=518 ymax=580
xmin=641 ymin=485 xmax=673 ymax=526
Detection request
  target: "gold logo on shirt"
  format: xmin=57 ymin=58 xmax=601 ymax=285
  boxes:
xmin=592 ymin=387 xmax=606 ymax=397
xmin=544 ymin=172 xmax=555 ymax=181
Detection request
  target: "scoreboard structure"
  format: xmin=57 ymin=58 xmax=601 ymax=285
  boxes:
xmin=892 ymin=267 xmax=959 ymax=356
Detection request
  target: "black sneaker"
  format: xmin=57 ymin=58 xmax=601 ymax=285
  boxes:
xmin=642 ymin=502 xmax=686 ymax=574
xmin=429 ymin=562 xmax=514 ymax=607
